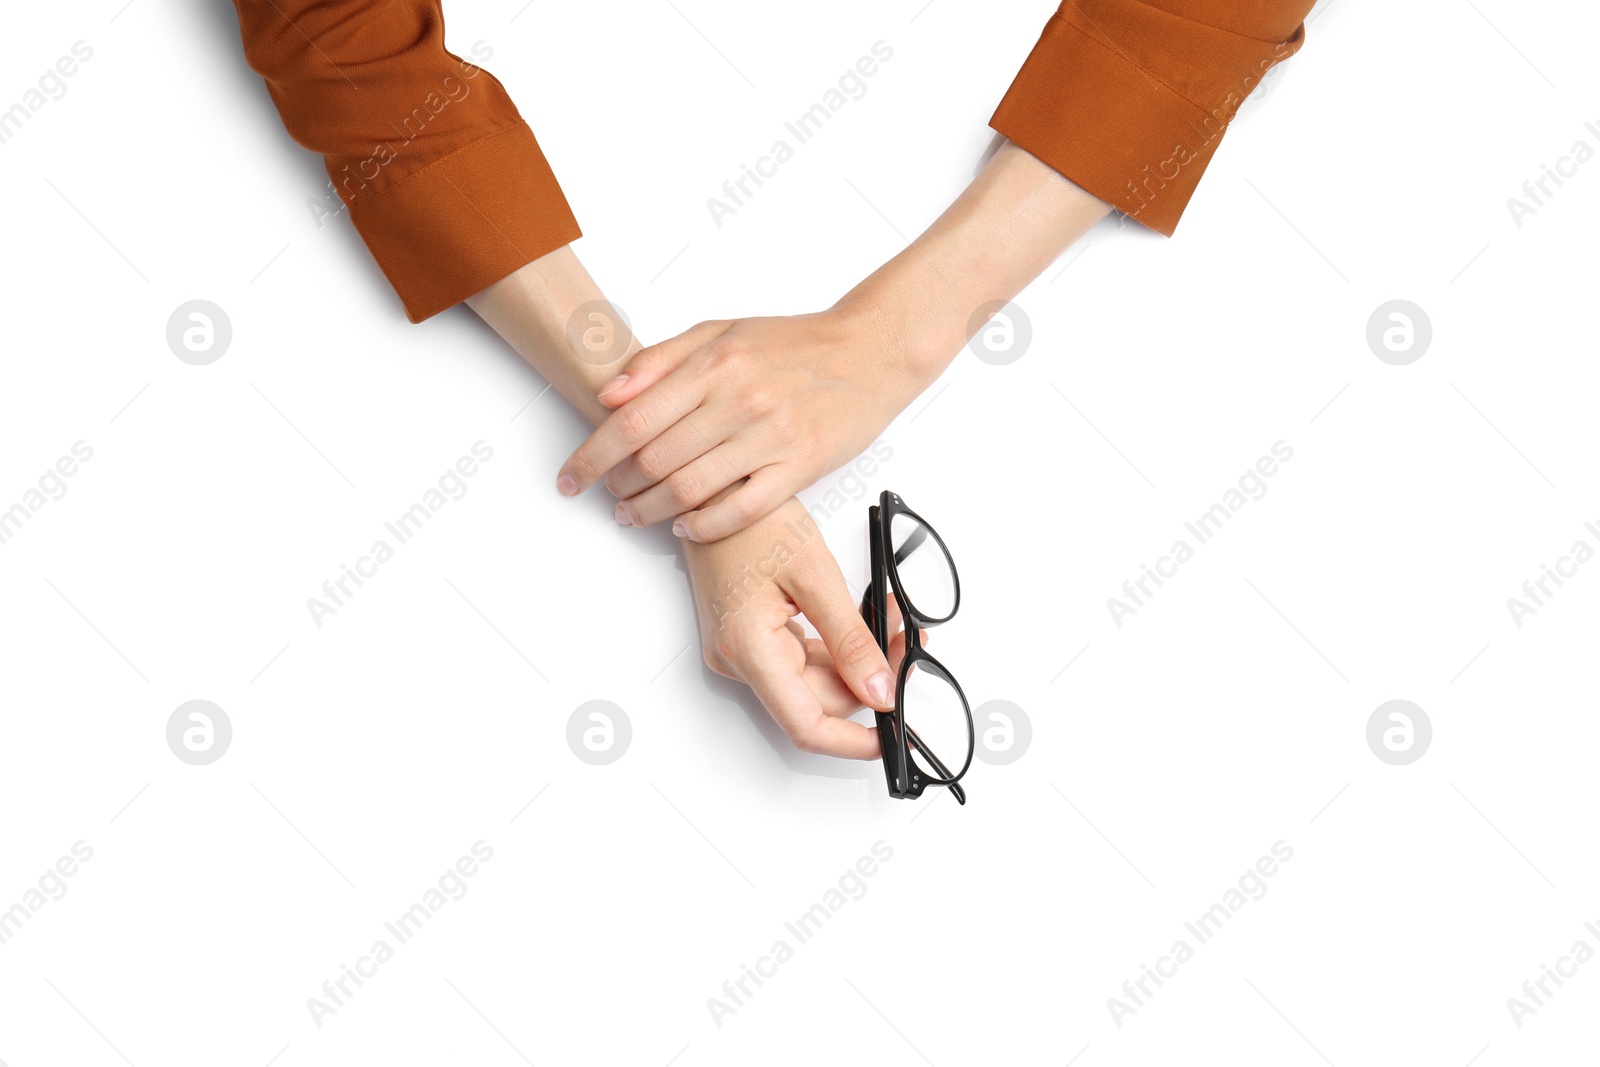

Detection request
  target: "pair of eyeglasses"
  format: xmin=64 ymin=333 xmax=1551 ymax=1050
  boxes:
xmin=858 ymin=490 xmax=973 ymax=804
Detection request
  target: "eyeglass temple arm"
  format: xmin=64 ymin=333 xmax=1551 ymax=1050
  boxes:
xmin=906 ymin=725 xmax=967 ymax=805
xmin=858 ymin=525 xmax=931 ymax=627
xmin=863 ymin=505 xmax=889 ymax=651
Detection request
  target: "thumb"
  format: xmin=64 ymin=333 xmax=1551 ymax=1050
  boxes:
xmin=597 ymin=319 xmax=728 ymax=408
xmin=786 ymin=554 xmax=896 ymax=712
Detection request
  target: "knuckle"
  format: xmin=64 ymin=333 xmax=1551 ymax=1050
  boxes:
xmin=785 ymin=548 xmax=824 ymax=585
xmin=835 ymin=627 xmax=878 ymax=669
xmin=709 ymin=631 xmax=741 ymax=672
xmin=711 ymin=343 xmax=749 ymax=375
xmin=738 ymin=387 xmax=773 ymax=418
xmin=620 ymin=407 xmax=653 ymax=445
xmin=734 ymin=490 xmax=765 ymax=523
xmin=667 ymin=471 xmax=701 ymax=507
xmin=788 ymin=722 xmax=821 ymax=755
xmin=634 ymin=446 xmax=666 ymax=482
xmin=702 ymin=647 xmax=731 ymax=677
xmin=780 ymin=554 xmax=818 ymax=594
xmin=626 ymin=348 xmax=655 ymax=378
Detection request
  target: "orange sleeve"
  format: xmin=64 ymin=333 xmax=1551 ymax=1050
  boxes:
xmin=233 ymin=1 xmax=581 ymax=322
xmin=991 ymin=0 xmax=1315 ymax=236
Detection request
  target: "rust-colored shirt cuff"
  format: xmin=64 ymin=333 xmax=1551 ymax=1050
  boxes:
xmin=235 ymin=0 xmax=581 ymax=322
xmin=991 ymin=1 xmax=1311 ymax=236
xmin=346 ymin=121 xmax=582 ymax=323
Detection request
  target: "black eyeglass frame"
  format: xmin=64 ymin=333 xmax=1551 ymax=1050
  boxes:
xmin=859 ymin=490 xmax=973 ymax=805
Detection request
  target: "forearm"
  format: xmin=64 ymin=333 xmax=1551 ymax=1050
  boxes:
xmin=465 ymin=245 xmax=637 ymax=428
xmin=466 ymin=251 xmax=759 ymax=612
xmin=465 ymin=250 xmax=767 ymax=552
xmin=838 ymin=140 xmax=1111 ymax=388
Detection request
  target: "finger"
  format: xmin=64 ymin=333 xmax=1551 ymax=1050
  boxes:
xmin=860 ymin=579 xmax=905 ymax=634
xmin=783 ymin=546 xmax=896 ymax=712
xmin=819 ymin=622 xmax=924 ymax=714
xmin=886 ymin=627 xmax=915 ymax=671
xmin=606 ymin=417 xmax=733 ymax=500
xmin=738 ymin=616 xmax=880 ymax=759
xmin=809 ymin=626 xmax=913 ymax=673
xmin=596 ymin=320 xmax=728 ymax=408
xmin=620 ymin=447 xmax=751 ymax=528
xmin=809 ymin=664 xmax=868 ymax=718
xmin=804 ymin=636 xmax=831 ymax=668
xmin=557 ymin=371 xmax=709 ymax=495
xmin=798 ymin=634 xmax=873 ymax=718
xmin=673 ymin=465 xmax=795 ymax=542
xmin=795 ymin=707 xmax=880 ymax=758
xmin=883 ymin=588 xmax=904 ymax=635
xmin=788 ymin=630 xmax=861 ymax=715
xmin=602 ymin=454 xmax=648 ymax=498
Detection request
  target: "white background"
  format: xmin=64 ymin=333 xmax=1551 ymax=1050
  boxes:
xmin=3 ymin=0 xmax=1599 ymax=1064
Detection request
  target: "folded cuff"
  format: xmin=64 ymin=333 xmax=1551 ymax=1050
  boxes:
xmin=991 ymin=10 xmax=1296 ymax=236
xmin=342 ymin=120 xmax=583 ymax=322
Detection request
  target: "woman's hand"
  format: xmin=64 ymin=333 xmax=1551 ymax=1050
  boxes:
xmin=558 ymin=303 xmax=933 ymax=543
xmin=682 ymin=493 xmax=913 ymax=759
xmin=554 ymin=141 xmax=1110 ymax=542
xmin=464 ymin=263 xmax=907 ymax=756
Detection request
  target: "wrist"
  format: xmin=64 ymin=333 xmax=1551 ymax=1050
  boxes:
xmin=833 ymin=260 xmax=964 ymax=398
xmin=829 ymin=141 xmax=1113 ymax=396
xmin=466 ymin=246 xmax=638 ymax=428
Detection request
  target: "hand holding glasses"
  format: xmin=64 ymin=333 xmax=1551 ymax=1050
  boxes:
xmin=859 ymin=490 xmax=974 ymax=804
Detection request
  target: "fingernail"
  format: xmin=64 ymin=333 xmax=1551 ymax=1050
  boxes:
xmin=671 ymin=520 xmax=690 ymax=539
xmin=867 ymin=671 xmax=893 ymax=708
xmin=615 ymin=503 xmax=635 ymax=527
xmin=556 ymin=474 xmax=579 ymax=496
xmin=598 ymin=373 xmax=629 ymax=397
